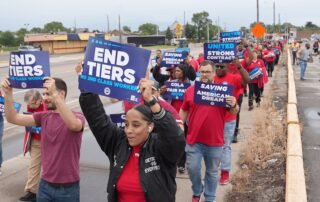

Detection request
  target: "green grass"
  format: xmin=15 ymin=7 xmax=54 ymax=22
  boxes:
xmin=0 ymin=46 xmax=18 ymax=52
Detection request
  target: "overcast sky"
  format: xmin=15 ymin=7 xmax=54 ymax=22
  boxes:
xmin=0 ymin=0 xmax=319 ymax=32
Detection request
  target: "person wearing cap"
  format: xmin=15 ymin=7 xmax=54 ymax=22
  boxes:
xmin=79 ymin=78 xmax=185 ymax=202
xmin=179 ymin=60 xmax=239 ymax=202
xmin=215 ymin=60 xmax=250 ymax=185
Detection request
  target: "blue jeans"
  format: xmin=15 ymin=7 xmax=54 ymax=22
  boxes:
xmin=37 ymin=179 xmax=80 ymax=202
xmin=0 ymin=115 xmax=4 ymax=168
xmin=186 ymin=143 xmax=223 ymax=202
xmin=221 ymin=120 xmax=236 ymax=171
xmin=299 ymin=61 xmax=307 ymax=79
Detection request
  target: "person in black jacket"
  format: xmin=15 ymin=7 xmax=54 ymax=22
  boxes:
xmin=152 ymin=56 xmax=196 ymax=87
xmin=79 ymin=78 xmax=185 ymax=202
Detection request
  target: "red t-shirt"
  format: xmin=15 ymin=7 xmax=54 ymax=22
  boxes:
xmin=246 ymin=59 xmax=265 ymax=84
xmin=262 ymin=49 xmax=276 ymax=62
xmin=214 ymin=73 xmax=242 ymax=122
xmin=33 ymin=111 xmax=85 ymax=183
xmin=116 ymin=145 xmax=146 ymax=202
xmin=181 ymin=85 xmax=228 ymax=146
xmin=197 ymin=56 xmax=204 ymax=66
xmin=189 ymin=59 xmax=199 ymax=72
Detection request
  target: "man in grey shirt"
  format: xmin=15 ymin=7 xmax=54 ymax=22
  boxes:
xmin=297 ymin=43 xmax=312 ymax=80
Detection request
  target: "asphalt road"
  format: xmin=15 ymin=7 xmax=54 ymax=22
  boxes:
xmin=294 ymin=53 xmax=320 ymax=202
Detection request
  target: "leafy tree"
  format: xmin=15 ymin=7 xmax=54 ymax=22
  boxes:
xmin=123 ymin=26 xmax=131 ymax=32
xmin=138 ymin=23 xmax=157 ymax=35
xmin=305 ymin=21 xmax=318 ymax=29
xmin=165 ymin=27 xmax=173 ymax=41
xmin=191 ymin=11 xmax=212 ymax=42
xmin=0 ymin=31 xmax=16 ymax=46
xmin=16 ymin=28 xmax=29 ymax=45
xmin=30 ymin=27 xmax=43 ymax=33
xmin=43 ymin=21 xmax=67 ymax=33
xmin=185 ymin=23 xmax=196 ymax=39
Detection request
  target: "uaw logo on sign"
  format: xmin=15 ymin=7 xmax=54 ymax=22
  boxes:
xmin=160 ymin=52 xmax=187 ymax=68
xmin=110 ymin=113 xmax=126 ymax=128
xmin=204 ymin=42 xmax=237 ymax=64
xmin=78 ymin=37 xmax=151 ymax=103
xmin=249 ymin=67 xmax=263 ymax=80
xmin=220 ymin=31 xmax=244 ymax=43
xmin=193 ymin=81 xmax=233 ymax=107
xmin=9 ymin=51 xmax=50 ymax=89
xmin=0 ymin=96 xmax=22 ymax=113
xmin=162 ymin=81 xmax=191 ymax=101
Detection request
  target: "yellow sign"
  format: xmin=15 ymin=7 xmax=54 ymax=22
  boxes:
xmin=175 ymin=23 xmax=183 ymax=38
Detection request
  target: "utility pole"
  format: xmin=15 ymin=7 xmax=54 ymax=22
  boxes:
xmin=278 ymin=13 xmax=281 ymax=33
xmin=273 ymin=1 xmax=276 ymax=33
xmin=256 ymin=0 xmax=259 ymax=23
xmin=183 ymin=11 xmax=186 ymax=38
xmin=118 ymin=15 xmax=122 ymax=43
xmin=107 ymin=15 xmax=110 ymax=33
xmin=207 ymin=22 xmax=209 ymax=43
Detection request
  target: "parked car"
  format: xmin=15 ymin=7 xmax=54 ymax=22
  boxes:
xmin=18 ymin=45 xmax=40 ymax=51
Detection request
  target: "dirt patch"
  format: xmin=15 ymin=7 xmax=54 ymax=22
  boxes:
xmin=226 ymin=64 xmax=288 ymax=202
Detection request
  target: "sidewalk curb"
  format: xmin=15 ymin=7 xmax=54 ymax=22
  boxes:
xmin=285 ymin=48 xmax=307 ymax=202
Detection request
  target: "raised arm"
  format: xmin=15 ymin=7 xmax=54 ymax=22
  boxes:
xmin=1 ymin=78 xmax=36 ymax=126
xmin=43 ymin=78 xmax=84 ymax=132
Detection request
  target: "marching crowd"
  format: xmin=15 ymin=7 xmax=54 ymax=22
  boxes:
xmin=0 ymin=38 xmax=286 ymax=202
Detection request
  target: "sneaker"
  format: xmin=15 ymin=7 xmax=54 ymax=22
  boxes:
xmin=192 ymin=195 xmax=201 ymax=202
xmin=220 ymin=170 xmax=230 ymax=185
xmin=0 ymin=167 xmax=2 ymax=176
xmin=232 ymin=135 xmax=238 ymax=143
xmin=256 ymin=102 xmax=260 ymax=107
xmin=178 ymin=166 xmax=185 ymax=174
xmin=248 ymin=106 xmax=253 ymax=111
xmin=19 ymin=191 xmax=37 ymax=202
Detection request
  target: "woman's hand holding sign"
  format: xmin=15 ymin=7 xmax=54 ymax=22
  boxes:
xmin=139 ymin=78 xmax=161 ymax=113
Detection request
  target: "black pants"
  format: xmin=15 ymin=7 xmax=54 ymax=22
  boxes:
xmin=275 ymin=54 xmax=280 ymax=65
xmin=234 ymin=94 xmax=243 ymax=137
xmin=178 ymin=122 xmax=188 ymax=168
xmin=266 ymin=61 xmax=275 ymax=77
xmin=292 ymin=51 xmax=297 ymax=65
xmin=248 ymin=83 xmax=261 ymax=107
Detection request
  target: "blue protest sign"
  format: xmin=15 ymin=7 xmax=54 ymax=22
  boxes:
xmin=9 ymin=51 xmax=50 ymax=89
xmin=220 ymin=31 xmax=243 ymax=43
xmin=162 ymin=81 xmax=191 ymax=100
xmin=249 ymin=67 xmax=263 ymax=80
xmin=26 ymin=126 xmax=42 ymax=134
xmin=160 ymin=52 xmax=187 ymax=68
xmin=110 ymin=113 xmax=126 ymax=128
xmin=193 ymin=81 xmax=233 ymax=107
xmin=79 ymin=37 xmax=151 ymax=103
xmin=0 ymin=96 xmax=22 ymax=113
xmin=204 ymin=42 xmax=237 ymax=63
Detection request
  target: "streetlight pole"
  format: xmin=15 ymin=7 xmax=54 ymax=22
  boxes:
xmin=256 ymin=0 xmax=259 ymax=23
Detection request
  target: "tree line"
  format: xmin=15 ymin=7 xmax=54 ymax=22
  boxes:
xmin=1 ymin=11 xmax=319 ymax=48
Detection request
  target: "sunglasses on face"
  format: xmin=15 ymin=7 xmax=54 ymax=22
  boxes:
xmin=215 ymin=65 xmax=226 ymax=69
